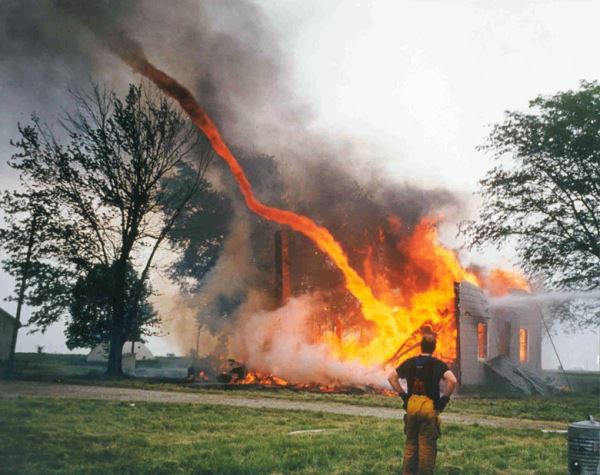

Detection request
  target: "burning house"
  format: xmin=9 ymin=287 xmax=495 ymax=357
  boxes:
xmin=235 ymin=228 xmax=548 ymax=394
xmin=184 ymin=221 xmax=550 ymax=395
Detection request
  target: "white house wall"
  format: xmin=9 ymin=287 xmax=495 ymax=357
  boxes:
xmin=456 ymin=282 xmax=543 ymax=387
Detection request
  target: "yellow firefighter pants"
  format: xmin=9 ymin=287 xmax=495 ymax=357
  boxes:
xmin=402 ymin=395 xmax=441 ymax=475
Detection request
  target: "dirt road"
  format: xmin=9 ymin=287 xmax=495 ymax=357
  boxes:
xmin=0 ymin=380 xmax=566 ymax=431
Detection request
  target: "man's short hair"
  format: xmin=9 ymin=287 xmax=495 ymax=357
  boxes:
xmin=421 ymin=334 xmax=436 ymax=354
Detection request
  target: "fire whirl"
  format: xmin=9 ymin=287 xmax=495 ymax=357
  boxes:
xmin=108 ymin=37 xmax=529 ymax=373
xmin=109 ymin=40 xmax=410 ymax=365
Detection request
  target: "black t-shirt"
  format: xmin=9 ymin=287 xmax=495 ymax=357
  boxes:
xmin=396 ymin=355 xmax=449 ymax=402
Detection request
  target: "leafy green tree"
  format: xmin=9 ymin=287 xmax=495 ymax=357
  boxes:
xmin=7 ymin=82 xmax=218 ymax=375
xmin=462 ymin=81 xmax=600 ymax=325
xmin=0 ymin=190 xmax=66 ymax=372
xmin=166 ymin=162 xmax=232 ymax=290
xmin=66 ymin=262 xmax=158 ymax=350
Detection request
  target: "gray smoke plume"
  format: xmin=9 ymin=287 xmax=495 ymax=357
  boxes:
xmin=0 ymin=0 xmax=298 ymax=173
xmin=1 ymin=0 xmax=467 ymax=359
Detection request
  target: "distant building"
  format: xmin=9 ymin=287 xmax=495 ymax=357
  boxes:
xmin=0 ymin=308 xmax=17 ymax=362
xmin=455 ymin=282 xmax=547 ymax=393
xmin=86 ymin=342 xmax=155 ymax=362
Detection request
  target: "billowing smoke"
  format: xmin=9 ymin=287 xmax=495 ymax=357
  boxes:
xmin=232 ymin=295 xmax=389 ymax=387
xmin=0 ymin=0 xmax=309 ymax=347
xmin=0 ymin=0 xmax=297 ymax=175
xmin=3 ymin=1 xmax=472 ymax=383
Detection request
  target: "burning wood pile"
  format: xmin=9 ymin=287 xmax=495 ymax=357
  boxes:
xmin=189 ymin=357 xmax=395 ymax=396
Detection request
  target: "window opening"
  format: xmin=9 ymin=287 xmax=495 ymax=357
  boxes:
xmin=519 ymin=328 xmax=529 ymax=363
xmin=477 ymin=322 xmax=487 ymax=360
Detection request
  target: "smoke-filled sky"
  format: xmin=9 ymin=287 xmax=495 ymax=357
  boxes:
xmin=1 ymin=0 xmax=599 ymax=365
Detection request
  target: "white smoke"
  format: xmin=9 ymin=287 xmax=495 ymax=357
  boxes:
xmin=149 ymin=207 xmax=255 ymax=355
xmin=231 ymin=295 xmax=391 ymax=388
xmin=490 ymin=290 xmax=600 ymax=307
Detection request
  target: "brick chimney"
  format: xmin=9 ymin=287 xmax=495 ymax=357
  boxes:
xmin=274 ymin=229 xmax=291 ymax=306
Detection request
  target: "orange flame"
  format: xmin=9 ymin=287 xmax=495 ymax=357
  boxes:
xmin=239 ymin=371 xmax=289 ymax=386
xmin=483 ymin=268 xmax=530 ymax=297
xmin=322 ymin=218 xmax=479 ymax=364
xmin=112 ymin=47 xmax=409 ymax=363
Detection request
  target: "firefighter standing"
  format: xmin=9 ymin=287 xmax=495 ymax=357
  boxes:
xmin=388 ymin=334 xmax=457 ymax=475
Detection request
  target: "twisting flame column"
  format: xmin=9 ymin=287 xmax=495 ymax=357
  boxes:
xmin=106 ymin=38 xmax=406 ymax=366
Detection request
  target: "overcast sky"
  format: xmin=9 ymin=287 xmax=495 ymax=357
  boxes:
xmin=262 ymin=0 xmax=600 ymax=189
xmin=2 ymin=1 xmax=599 ymax=365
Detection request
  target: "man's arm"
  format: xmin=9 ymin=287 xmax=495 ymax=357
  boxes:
xmin=388 ymin=369 xmax=409 ymax=409
xmin=435 ymin=369 xmax=457 ymax=413
xmin=387 ymin=370 xmax=405 ymax=395
xmin=442 ymin=370 xmax=457 ymax=397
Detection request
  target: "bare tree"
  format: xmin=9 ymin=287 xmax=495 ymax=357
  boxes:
xmin=8 ymin=82 xmax=216 ymax=375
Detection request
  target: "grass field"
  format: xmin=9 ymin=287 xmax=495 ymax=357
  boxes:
xmin=4 ymin=353 xmax=597 ymax=473
xmin=0 ymin=398 xmax=569 ymax=475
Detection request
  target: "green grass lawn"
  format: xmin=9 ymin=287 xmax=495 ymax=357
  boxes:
xmin=0 ymin=398 xmax=568 ymax=475
xmin=449 ymin=393 xmax=599 ymax=422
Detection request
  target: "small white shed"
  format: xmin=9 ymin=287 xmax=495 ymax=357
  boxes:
xmin=86 ymin=342 xmax=155 ymax=362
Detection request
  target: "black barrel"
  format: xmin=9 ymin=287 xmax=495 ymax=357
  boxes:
xmin=568 ymin=415 xmax=600 ymax=474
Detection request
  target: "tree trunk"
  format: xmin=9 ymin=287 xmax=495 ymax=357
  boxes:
xmin=6 ymin=293 xmax=24 ymax=374
xmin=106 ymin=258 xmax=129 ymax=377
xmin=6 ymin=213 xmax=37 ymax=374
xmin=106 ymin=328 xmax=124 ymax=377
